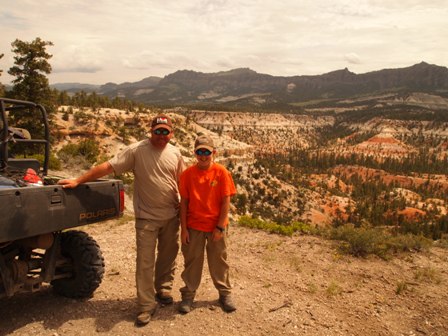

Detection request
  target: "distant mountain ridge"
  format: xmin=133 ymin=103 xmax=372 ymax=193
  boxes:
xmin=51 ymin=62 xmax=448 ymax=108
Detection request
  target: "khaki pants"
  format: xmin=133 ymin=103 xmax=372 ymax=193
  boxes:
xmin=135 ymin=216 xmax=179 ymax=313
xmin=180 ymin=228 xmax=232 ymax=300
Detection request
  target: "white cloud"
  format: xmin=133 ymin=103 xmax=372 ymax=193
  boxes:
xmin=122 ymin=51 xmax=202 ymax=72
xmin=0 ymin=0 xmax=447 ymax=84
xmin=344 ymin=53 xmax=361 ymax=65
xmin=52 ymin=43 xmax=105 ymax=74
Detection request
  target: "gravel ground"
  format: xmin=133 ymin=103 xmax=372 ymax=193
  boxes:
xmin=1 ymin=219 xmax=447 ymax=336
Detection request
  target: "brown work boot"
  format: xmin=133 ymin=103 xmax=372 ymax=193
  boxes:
xmin=156 ymin=292 xmax=174 ymax=305
xmin=178 ymin=298 xmax=194 ymax=314
xmin=135 ymin=311 xmax=152 ymax=326
xmin=219 ymin=295 xmax=236 ymax=312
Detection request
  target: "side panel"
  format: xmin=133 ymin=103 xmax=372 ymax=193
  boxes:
xmin=0 ymin=180 xmax=123 ymax=243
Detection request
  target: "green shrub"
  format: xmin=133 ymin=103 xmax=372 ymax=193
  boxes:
xmin=36 ymin=153 xmax=61 ymax=171
xmin=58 ymin=139 xmax=100 ymax=164
xmin=326 ymin=281 xmax=343 ymax=297
xmin=434 ymin=237 xmax=448 ymax=249
xmin=237 ymin=215 xmax=313 ymax=236
xmin=387 ymin=234 xmax=432 ymax=253
xmin=330 ymin=224 xmax=432 ymax=258
xmin=330 ymin=224 xmax=388 ymax=258
xmin=395 ymin=281 xmax=409 ymax=295
xmin=414 ymin=266 xmax=441 ymax=284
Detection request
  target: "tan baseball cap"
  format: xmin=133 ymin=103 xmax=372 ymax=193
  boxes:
xmin=194 ymin=134 xmax=214 ymax=152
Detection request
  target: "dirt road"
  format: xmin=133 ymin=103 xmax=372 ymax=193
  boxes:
xmin=1 ymin=220 xmax=447 ymax=335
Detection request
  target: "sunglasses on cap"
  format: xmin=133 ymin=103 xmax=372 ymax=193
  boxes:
xmin=153 ymin=128 xmax=171 ymax=135
xmin=195 ymin=148 xmax=212 ymax=156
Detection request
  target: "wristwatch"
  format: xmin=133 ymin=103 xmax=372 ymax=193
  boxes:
xmin=215 ymin=226 xmax=225 ymax=233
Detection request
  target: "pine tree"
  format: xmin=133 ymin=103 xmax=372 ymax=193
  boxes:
xmin=8 ymin=38 xmax=55 ymax=113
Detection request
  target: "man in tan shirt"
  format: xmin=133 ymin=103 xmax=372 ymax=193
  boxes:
xmin=58 ymin=114 xmax=185 ymax=327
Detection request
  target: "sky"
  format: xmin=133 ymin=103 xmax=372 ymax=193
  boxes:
xmin=1 ymin=0 xmax=447 ymax=85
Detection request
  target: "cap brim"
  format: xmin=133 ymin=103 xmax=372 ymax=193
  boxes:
xmin=195 ymin=145 xmax=214 ymax=152
xmin=152 ymin=124 xmax=172 ymax=131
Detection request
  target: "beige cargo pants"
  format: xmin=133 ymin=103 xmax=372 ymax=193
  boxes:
xmin=135 ymin=216 xmax=179 ymax=313
xmin=180 ymin=228 xmax=232 ymax=300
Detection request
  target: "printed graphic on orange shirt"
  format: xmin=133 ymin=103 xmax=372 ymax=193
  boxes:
xmin=210 ymin=180 xmax=218 ymax=187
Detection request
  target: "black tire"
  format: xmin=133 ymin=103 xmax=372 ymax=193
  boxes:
xmin=51 ymin=230 xmax=105 ymax=298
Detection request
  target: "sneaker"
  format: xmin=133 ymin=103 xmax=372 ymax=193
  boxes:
xmin=219 ymin=295 xmax=236 ymax=312
xmin=178 ymin=298 xmax=193 ymax=314
xmin=135 ymin=311 xmax=152 ymax=326
xmin=156 ymin=292 xmax=174 ymax=305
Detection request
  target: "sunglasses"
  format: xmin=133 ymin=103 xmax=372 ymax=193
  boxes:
xmin=153 ymin=128 xmax=171 ymax=135
xmin=195 ymin=148 xmax=212 ymax=156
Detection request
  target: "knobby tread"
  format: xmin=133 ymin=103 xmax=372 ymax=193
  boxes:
xmin=51 ymin=230 xmax=105 ymax=298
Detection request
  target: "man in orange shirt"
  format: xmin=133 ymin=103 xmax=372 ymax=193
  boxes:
xmin=178 ymin=133 xmax=236 ymax=314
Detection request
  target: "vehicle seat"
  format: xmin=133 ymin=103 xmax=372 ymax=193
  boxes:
xmin=7 ymin=158 xmax=40 ymax=172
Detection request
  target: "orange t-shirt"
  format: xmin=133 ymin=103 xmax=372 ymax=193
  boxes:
xmin=179 ymin=163 xmax=236 ymax=232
